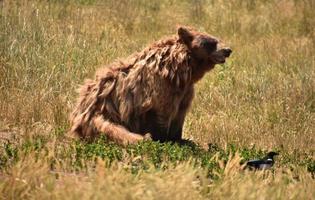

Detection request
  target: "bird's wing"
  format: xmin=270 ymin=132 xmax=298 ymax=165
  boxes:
xmin=246 ymin=159 xmax=264 ymax=167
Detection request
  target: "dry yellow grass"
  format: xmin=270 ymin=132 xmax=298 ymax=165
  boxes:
xmin=1 ymin=151 xmax=314 ymax=200
xmin=0 ymin=0 xmax=314 ymax=199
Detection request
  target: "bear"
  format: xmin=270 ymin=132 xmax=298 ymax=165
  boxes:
xmin=69 ymin=26 xmax=232 ymax=145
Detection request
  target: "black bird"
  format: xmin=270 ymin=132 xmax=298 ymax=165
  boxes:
xmin=246 ymin=152 xmax=279 ymax=170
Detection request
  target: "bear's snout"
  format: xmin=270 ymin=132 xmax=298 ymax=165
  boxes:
xmin=222 ymin=48 xmax=232 ymax=57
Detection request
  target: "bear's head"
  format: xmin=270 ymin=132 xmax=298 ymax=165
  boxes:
xmin=178 ymin=26 xmax=232 ymax=66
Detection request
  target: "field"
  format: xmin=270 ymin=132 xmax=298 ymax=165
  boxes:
xmin=0 ymin=0 xmax=314 ymax=199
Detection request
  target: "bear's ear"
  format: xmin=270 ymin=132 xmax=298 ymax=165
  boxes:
xmin=178 ymin=26 xmax=193 ymax=45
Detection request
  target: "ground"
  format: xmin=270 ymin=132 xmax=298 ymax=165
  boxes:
xmin=0 ymin=0 xmax=314 ymax=199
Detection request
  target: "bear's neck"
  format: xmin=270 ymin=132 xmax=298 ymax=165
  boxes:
xmin=189 ymin=56 xmax=215 ymax=83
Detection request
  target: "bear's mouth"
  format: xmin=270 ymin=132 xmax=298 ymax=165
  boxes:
xmin=212 ymin=56 xmax=226 ymax=64
xmin=210 ymin=55 xmax=227 ymax=64
xmin=209 ymin=48 xmax=232 ymax=64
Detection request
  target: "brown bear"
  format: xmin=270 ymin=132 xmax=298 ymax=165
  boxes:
xmin=69 ymin=26 xmax=232 ymax=145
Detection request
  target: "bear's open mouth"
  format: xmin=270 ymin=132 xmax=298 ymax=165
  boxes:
xmin=209 ymin=47 xmax=231 ymax=64
xmin=212 ymin=56 xmax=226 ymax=64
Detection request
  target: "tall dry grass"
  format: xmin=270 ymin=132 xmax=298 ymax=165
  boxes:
xmin=1 ymin=150 xmax=314 ymax=199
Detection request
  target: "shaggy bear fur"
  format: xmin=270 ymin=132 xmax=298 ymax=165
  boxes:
xmin=69 ymin=26 xmax=232 ymax=145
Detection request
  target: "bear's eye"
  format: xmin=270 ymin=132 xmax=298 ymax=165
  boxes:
xmin=201 ymin=39 xmax=217 ymax=52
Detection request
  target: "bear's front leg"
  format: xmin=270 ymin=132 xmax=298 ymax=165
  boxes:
xmin=168 ymin=86 xmax=194 ymax=141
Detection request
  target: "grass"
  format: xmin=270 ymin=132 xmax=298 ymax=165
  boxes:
xmin=0 ymin=0 xmax=314 ymax=199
